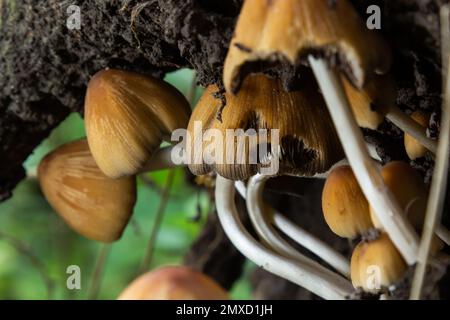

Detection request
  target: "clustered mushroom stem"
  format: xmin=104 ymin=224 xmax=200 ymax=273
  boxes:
xmin=385 ymin=107 xmax=438 ymax=153
xmin=244 ymin=175 xmax=351 ymax=278
xmin=245 ymin=176 xmax=324 ymax=263
xmin=308 ymin=56 xmax=419 ymax=265
xmin=216 ymin=176 xmax=354 ymax=300
xmin=410 ymin=13 xmax=450 ymax=297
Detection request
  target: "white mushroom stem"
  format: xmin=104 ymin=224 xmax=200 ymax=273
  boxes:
xmin=216 ymin=176 xmax=354 ymax=300
xmin=308 ymin=56 xmax=419 ymax=265
xmin=244 ymin=175 xmax=350 ymax=277
xmin=272 ymin=213 xmax=351 ymax=277
xmin=386 ymin=107 xmax=438 ymax=154
xmin=410 ymin=9 xmax=450 ymax=298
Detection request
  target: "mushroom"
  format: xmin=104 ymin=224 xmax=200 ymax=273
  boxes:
xmin=350 ymin=233 xmax=407 ymax=293
xmin=368 ymin=161 xmax=447 ymax=249
xmin=187 ymin=73 xmax=344 ymax=180
xmin=85 ymin=69 xmax=191 ymax=179
xmin=38 ymin=139 xmax=136 ymax=242
xmin=369 ymin=161 xmax=427 ymax=230
xmin=224 ymin=0 xmax=419 ymax=264
xmin=118 ymin=266 xmax=229 ymax=300
xmin=223 ymin=0 xmax=390 ymax=93
xmin=404 ymin=111 xmax=432 ymax=160
xmin=322 ymin=165 xmax=373 ymax=239
xmin=343 ymin=76 xmax=437 ymax=154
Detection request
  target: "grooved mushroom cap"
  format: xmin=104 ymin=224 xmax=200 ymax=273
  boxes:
xmin=85 ymin=69 xmax=191 ymax=179
xmin=187 ymin=74 xmax=344 ymax=180
xmin=118 ymin=266 xmax=229 ymax=300
xmin=404 ymin=111 xmax=430 ymax=160
xmin=38 ymin=139 xmax=136 ymax=243
xmin=351 ymin=233 xmax=407 ymax=293
xmin=342 ymin=74 xmax=395 ymax=130
xmin=322 ymin=165 xmax=373 ymax=239
xmin=224 ymin=0 xmax=392 ymax=93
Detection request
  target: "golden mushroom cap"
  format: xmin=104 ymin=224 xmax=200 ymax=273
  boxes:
xmin=369 ymin=161 xmax=427 ymax=230
xmin=224 ymin=0 xmax=392 ymax=93
xmin=38 ymin=139 xmax=136 ymax=243
xmin=118 ymin=266 xmax=229 ymax=300
xmin=351 ymin=233 xmax=407 ymax=293
xmin=342 ymin=74 xmax=395 ymax=130
xmin=322 ymin=165 xmax=373 ymax=239
xmin=187 ymin=74 xmax=344 ymax=180
xmin=404 ymin=111 xmax=430 ymax=160
xmin=85 ymin=69 xmax=191 ymax=178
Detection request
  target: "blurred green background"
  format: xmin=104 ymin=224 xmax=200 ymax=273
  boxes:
xmin=0 ymin=69 xmax=253 ymax=300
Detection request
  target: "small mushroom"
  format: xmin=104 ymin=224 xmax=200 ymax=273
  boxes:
xmin=322 ymin=165 xmax=373 ymax=239
xmin=85 ymin=69 xmax=191 ymax=178
xmin=38 ymin=139 xmax=136 ymax=242
xmin=187 ymin=74 xmax=344 ymax=180
xmin=404 ymin=111 xmax=432 ymax=160
xmin=350 ymin=232 xmax=407 ymax=293
xmin=118 ymin=266 xmax=228 ymax=300
xmin=369 ymin=161 xmax=427 ymax=231
xmin=343 ymin=76 xmax=437 ymax=153
xmin=369 ymin=161 xmax=444 ymax=254
xmin=224 ymin=0 xmax=391 ymax=93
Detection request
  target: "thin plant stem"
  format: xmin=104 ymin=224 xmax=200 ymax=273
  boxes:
xmin=0 ymin=230 xmax=54 ymax=299
xmin=87 ymin=244 xmax=110 ymax=300
xmin=138 ymin=169 xmax=176 ymax=274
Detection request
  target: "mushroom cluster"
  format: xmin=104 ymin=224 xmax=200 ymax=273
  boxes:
xmin=322 ymin=162 xmax=446 ymax=294
xmin=32 ymin=0 xmax=450 ymax=300
xmin=38 ymin=69 xmax=191 ymax=242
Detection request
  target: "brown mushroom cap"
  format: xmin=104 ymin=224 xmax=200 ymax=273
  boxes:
xmin=187 ymin=74 xmax=344 ymax=180
xmin=369 ymin=161 xmax=427 ymax=231
xmin=342 ymin=74 xmax=395 ymax=130
xmin=85 ymin=69 xmax=191 ymax=179
xmin=38 ymin=139 xmax=136 ymax=243
xmin=118 ymin=266 xmax=229 ymax=300
xmin=404 ymin=111 xmax=431 ymax=160
xmin=224 ymin=0 xmax=392 ymax=94
xmin=351 ymin=233 xmax=407 ymax=293
xmin=322 ymin=165 xmax=373 ymax=239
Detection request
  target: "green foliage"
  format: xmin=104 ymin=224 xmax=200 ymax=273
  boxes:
xmin=0 ymin=69 xmax=253 ymax=300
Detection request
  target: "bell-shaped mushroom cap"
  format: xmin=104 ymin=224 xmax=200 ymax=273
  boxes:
xmin=118 ymin=266 xmax=229 ymax=300
xmin=224 ymin=0 xmax=392 ymax=93
xmin=187 ymin=74 xmax=344 ymax=180
xmin=351 ymin=233 xmax=407 ymax=293
xmin=38 ymin=139 xmax=136 ymax=243
xmin=342 ymin=75 xmax=395 ymax=130
xmin=85 ymin=69 xmax=191 ymax=178
xmin=322 ymin=165 xmax=373 ymax=239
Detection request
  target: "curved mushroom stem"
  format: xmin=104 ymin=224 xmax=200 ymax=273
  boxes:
xmin=244 ymin=175 xmax=350 ymax=277
xmin=386 ymin=107 xmax=438 ymax=154
xmin=216 ymin=176 xmax=354 ymax=300
xmin=308 ymin=56 xmax=419 ymax=265
xmin=410 ymin=8 xmax=450 ymax=298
